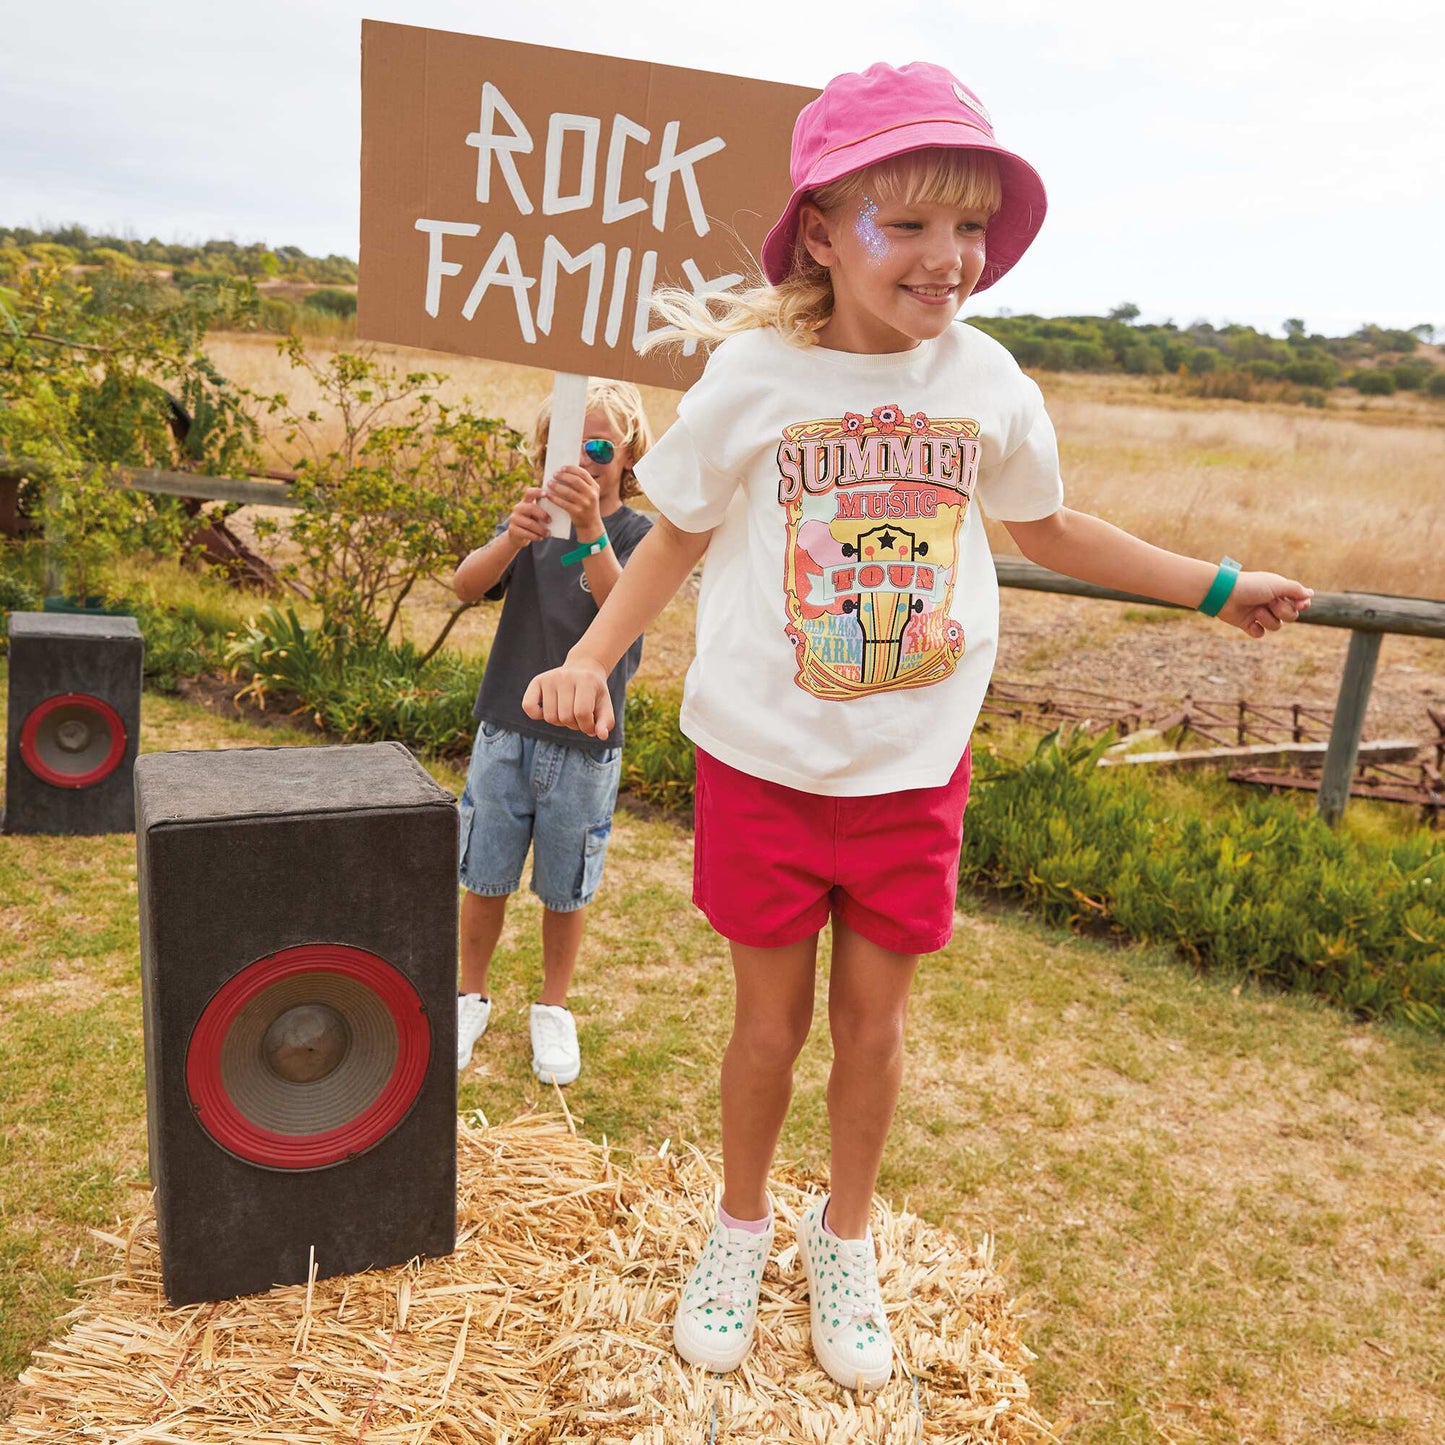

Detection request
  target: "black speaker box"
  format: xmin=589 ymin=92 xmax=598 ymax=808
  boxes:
xmin=135 ymin=742 xmax=459 ymax=1305
xmin=3 ymin=611 xmax=143 ymax=835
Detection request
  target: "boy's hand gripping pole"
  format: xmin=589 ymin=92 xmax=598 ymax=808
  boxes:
xmin=541 ymin=372 xmax=589 ymax=539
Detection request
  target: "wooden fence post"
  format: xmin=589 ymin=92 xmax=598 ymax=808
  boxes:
xmin=1317 ymin=630 xmax=1383 ymax=826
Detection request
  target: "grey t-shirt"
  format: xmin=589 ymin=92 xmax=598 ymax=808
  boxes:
xmin=473 ymin=505 xmax=653 ymax=758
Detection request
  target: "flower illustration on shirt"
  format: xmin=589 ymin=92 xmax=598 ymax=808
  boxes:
xmin=843 ymin=411 xmax=865 ymax=434
xmin=871 ymin=404 xmax=904 ymax=433
xmin=909 ymin=411 xmax=930 ymax=433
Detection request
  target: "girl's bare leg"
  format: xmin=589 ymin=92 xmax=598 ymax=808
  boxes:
xmin=719 ymin=934 xmax=819 ymax=1221
xmin=825 ymin=918 xmax=919 ymax=1238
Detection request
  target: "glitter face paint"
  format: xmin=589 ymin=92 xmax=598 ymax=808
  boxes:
xmin=854 ymin=195 xmax=889 ymax=264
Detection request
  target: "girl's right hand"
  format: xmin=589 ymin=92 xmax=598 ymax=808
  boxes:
xmin=522 ymin=655 xmax=615 ymax=740
xmin=506 ymin=488 xmax=553 ymax=550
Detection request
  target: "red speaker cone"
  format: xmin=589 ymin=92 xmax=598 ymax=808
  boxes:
xmin=19 ymin=692 xmax=127 ymax=787
xmin=186 ymin=943 xmax=432 ymax=1170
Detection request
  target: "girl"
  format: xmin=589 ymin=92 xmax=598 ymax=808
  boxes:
xmin=523 ymin=61 xmax=1311 ymax=1390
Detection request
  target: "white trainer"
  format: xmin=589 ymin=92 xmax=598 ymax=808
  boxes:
xmin=529 ymin=1003 xmax=580 ymax=1086
xmin=674 ymin=1206 xmax=775 ymax=1373
xmin=796 ymin=1199 xmax=893 ymax=1390
xmin=456 ymin=993 xmax=491 ymax=1072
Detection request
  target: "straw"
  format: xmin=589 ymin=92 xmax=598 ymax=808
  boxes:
xmin=0 ymin=1113 xmax=1050 ymax=1443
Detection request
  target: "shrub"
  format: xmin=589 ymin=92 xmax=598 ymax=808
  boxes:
xmin=1390 ymin=360 xmax=1434 ymax=392
xmin=226 ymin=606 xmax=485 ymax=756
xmin=1428 ymin=372 xmax=1445 ymax=399
xmin=1122 ymin=344 xmax=1164 ymax=375
xmin=0 ymin=562 xmax=41 ymax=651
xmin=1351 ymin=369 xmax=1397 ymax=396
xmin=255 ymin=342 xmax=530 ymax=660
xmin=959 ymin=732 xmax=1445 ymax=1030
xmin=303 ymin=288 xmax=357 ymax=319
xmin=1283 ymin=357 xmax=1339 ymax=387
xmin=620 ymin=685 xmax=695 ymax=811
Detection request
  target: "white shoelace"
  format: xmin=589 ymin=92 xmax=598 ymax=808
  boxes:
xmin=712 ymin=1236 xmax=764 ymax=1308
xmin=533 ymin=1010 xmax=573 ymax=1056
xmin=831 ymin=1239 xmax=885 ymax=1327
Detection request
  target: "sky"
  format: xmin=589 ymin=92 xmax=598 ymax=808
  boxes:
xmin=2 ymin=0 xmax=1441 ymax=338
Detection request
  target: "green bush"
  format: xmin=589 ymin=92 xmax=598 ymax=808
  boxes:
xmin=1351 ymin=369 xmax=1397 ymax=395
xmin=1390 ymin=360 xmax=1435 ymax=392
xmin=620 ymin=685 xmax=696 ymax=811
xmin=225 ymin=606 xmax=485 ymax=756
xmin=0 ymin=563 xmax=41 ymax=651
xmin=1429 ymin=372 xmax=1445 ymax=399
xmin=959 ymin=732 xmax=1445 ymax=1030
xmin=1283 ymin=357 xmax=1339 ymax=387
xmin=303 ymin=288 xmax=357 ymax=319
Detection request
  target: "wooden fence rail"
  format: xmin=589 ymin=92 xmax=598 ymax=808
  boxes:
xmin=4 ymin=462 xmax=1441 ymax=823
xmin=996 ymin=559 xmax=1445 ymax=824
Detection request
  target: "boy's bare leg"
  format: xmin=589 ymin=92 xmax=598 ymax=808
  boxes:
xmin=459 ymin=890 xmax=508 ymax=997
xmin=824 ymin=918 xmax=919 ymax=1238
xmin=719 ymin=935 xmax=819 ymax=1221
xmin=539 ymin=906 xmax=588 ymax=1006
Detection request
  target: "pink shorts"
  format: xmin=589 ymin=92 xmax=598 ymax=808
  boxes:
xmin=692 ymin=746 xmax=972 ymax=956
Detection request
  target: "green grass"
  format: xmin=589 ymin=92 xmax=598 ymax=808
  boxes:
xmin=2 ymin=677 xmax=1444 ymax=1440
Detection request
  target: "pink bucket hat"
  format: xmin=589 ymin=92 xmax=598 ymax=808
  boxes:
xmin=760 ymin=61 xmax=1047 ymax=293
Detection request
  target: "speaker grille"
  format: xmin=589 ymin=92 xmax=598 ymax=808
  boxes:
xmin=186 ymin=944 xmax=431 ymax=1170
xmin=19 ymin=693 xmax=126 ymax=788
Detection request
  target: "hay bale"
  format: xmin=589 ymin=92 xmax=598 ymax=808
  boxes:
xmin=0 ymin=1114 xmax=1049 ymax=1443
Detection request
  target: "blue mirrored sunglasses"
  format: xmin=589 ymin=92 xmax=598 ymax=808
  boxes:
xmin=583 ymin=438 xmax=615 ymax=464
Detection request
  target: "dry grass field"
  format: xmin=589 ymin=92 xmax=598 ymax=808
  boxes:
xmin=209 ymin=331 xmax=1445 ymax=745
xmin=210 ymin=332 xmax=1444 ymax=601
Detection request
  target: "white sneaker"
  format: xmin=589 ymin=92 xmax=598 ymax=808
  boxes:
xmin=674 ymin=1206 xmax=775 ymax=1372
xmin=456 ymin=993 xmax=491 ymax=1072
xmin=529 ymin=1003 xmax=580 ymax=1086
xmin=796 ymin=1199 xmax=893 ymax=1390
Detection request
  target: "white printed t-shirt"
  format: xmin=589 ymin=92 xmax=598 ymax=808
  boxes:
xmin=635 ymin=322 xmax=1064 ymax=796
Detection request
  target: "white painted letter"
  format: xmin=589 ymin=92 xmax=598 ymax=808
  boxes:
xmin=461 ymin=232 xmax=538 ymax=343
xmin=465 ymin=82 xmax=534 ymax=213
xmin=603 ymin=247 xmax=632 ymax=348
xmin=542 ymin=113 xmax=601 ymax=215
xmin=602 ymin=114 xmax=650 ymax=224
xmin=538 ymin=235 xmax=607 ymax=344
xmin=643 ymin=122 xmax=725 ymax=236
xmin=632 ymin=250 xmax=663 ymax=351
xmin=414 ymin=218 xmax=481 ymax=316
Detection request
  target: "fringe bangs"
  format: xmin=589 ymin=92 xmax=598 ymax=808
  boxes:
xmin=815 ymin=147 xmax=1002 ymax=217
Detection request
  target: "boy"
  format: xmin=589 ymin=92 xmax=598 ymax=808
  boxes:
xmin=451 ymin=381 xmax=654 ymax=1084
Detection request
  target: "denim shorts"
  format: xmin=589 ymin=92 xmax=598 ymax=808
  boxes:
xmin=458 ymin=721 xmax=622 ymax=912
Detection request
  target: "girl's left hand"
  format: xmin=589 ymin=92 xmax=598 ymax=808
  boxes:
xmin=1219 ymin=572 xmax=1314 ymax=639
xmin=543 ymin=466 xmax=603 ymax=531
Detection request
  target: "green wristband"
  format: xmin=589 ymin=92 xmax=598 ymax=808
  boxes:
xmin=1197 ymin=556 xmax=1242 ymax=617
xmin=561 ymin=532 xmax=610 ymax=567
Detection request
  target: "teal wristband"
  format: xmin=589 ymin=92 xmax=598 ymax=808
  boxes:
xmin=561 ymin=532 xmax=609 ymax=567
xmin=1197 ymin=556 xmax=1242 ymax=617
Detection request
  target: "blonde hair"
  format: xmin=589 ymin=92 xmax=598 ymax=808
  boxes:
xmin=529 ymin=378 xmax=654 ymax=500
xmin=645 ymin=147 xmax=1003 ymax=353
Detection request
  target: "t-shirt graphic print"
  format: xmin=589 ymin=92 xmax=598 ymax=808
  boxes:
xmin=779 ymin=404 xmax=979 ymax=701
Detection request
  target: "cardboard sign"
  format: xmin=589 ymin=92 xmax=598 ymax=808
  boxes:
xmin=358 ymin=22 xmax=818 ymax=391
